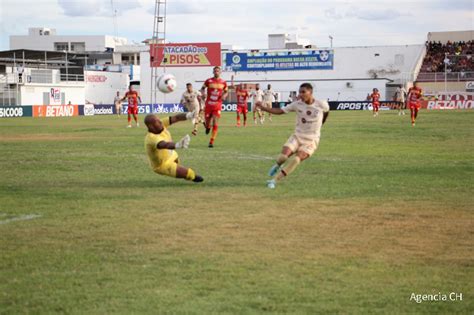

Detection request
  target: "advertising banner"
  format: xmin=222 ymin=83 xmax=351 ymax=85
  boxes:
xmin=0 ymin=106 xmax=33 ymax=118
xmin=93 ymin=104 xmax=115 ymax=115
xmin=49 ymin=88 xmax=61 ymax=105
xmin=150 ymin=43 xmax=221 ymax=67
xmin=33 ymin=105 xmax=79 ymax=117
xmin=328 ymin=101 xmax=400 ymax=110
xmin=225 ymin=50 xmax=334 ymax=72
xmin=421 ymin=92 xmax=474 ymax=109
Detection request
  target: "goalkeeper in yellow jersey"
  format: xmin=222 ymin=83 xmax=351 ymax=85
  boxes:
xmin=144 ymin=113 xmax=203 ymax=183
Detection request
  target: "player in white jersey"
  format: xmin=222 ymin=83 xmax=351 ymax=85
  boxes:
xmin=263 ymin=84 xmax=277 ymax=122
xmin=180 ymin=83 xmax=203 ymax=135
xmin=250 ymin=83 xmax=265 ymax=124
xmin=114 ymin=91 xmax=122 ymax=116
xmin=394 ymin=85 xmax=407 ymax=116
xmin=256 ymin=83 xmax=330 ymax=189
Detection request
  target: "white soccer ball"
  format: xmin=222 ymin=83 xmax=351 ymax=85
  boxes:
xmin=157 ymin=73 xmax=177 ymax=94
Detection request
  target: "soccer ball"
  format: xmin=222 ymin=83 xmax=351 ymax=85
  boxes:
xmin=157 ymin=73 xmax=177 ymax=93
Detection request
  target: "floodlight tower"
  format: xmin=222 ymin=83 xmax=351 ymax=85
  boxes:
xmin=150 ymin=0 xmax=168 ymax=106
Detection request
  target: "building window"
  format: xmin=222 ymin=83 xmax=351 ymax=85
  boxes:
xmin=55 ymin=42 xmax=69 ymax=51
xmin=71 ymin=42 xmax=85 ymax=52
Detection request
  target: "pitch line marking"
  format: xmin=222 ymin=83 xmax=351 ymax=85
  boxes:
xmin=0 ymin=214 xmax=42 ymax=225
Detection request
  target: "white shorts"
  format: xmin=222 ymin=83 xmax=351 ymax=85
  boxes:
xmin=283 ymin=134 xmax=319 ymax=156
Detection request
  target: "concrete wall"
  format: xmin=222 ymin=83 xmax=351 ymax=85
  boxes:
xmin=84 ymin=70 xmax=129 ymax=104
xmin=427 ymin=30 xmax=474 ymax=44
xmin=20 ymin=84 xmax=85 ymax=105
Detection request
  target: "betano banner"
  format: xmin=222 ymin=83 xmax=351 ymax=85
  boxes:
xmin=150 ymin=43 xmax=221 ymax=67
xmin=225 ymin=50 xmax=334 ymax=71
xmin=33 ymin=105 xmax=79 ymax=117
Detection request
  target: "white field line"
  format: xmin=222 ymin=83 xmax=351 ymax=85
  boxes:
xmin=0 ymin=214 xmax=42 ymax=225
xmin=188 ymin=149 xmax=274 ymax=161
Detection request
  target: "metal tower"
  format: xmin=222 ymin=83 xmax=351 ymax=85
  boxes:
xmin=150 ymin=0 xmax=167 ymax=106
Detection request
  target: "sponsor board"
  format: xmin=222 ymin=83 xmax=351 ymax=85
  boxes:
xmin=50 ymin=88 xmax=61 ymax=105
xmin=83 ymin=104 xmax=95 ymax=116
xmin=225 ymin=50 xmax=334 ymax=72
xmin=93 ymin=104 xmax=115 ymax=115
xmin=328 ymin=101 xmax=400 ymax=110
xmin=0 ymin=106 xmax=33 ymax=118
xmin=33 ymin=105 xmax=79 ymax=117
xmin=150 ymin=43 xmax=221 ymax=67
xmin=424 ymin=100 xmax=474 ymax=110
xmin=466 ymin=82 xmax=474 ymax=92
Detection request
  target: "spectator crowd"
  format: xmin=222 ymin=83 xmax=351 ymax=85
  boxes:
xmin=421 ymin=40 xmax=473 ymax=73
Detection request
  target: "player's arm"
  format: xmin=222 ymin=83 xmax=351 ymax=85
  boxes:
xmin=120 ymin=93 xmax=127 ymax=102
xmin=323 ymin=111 xmax=329 ymax=124
xmin=200 ymin=81 xmax=208 ymax=98
xmin=222 ymin=84 xmax=229 ymax=100
xmin=157 ymin=135 xmax=190 ymax=150
xmin=138 ymin=95 xmax=142 ymax=103
xmin=256 ymin=101 xmax=285 ymax=115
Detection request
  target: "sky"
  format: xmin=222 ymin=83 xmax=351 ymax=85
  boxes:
xmin=0 ymin=0 xmax=472 ymax=51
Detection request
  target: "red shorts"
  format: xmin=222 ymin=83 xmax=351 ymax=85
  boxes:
xmin=237 ymin=105 xmax=248 ymax=114
xmin=409 ymin=102 xmax=420 ymax=110
xmin=205 ymin=106 xmax=221 ymax=119
xmin=127 ymin=105 xmax=138 ymax=115
xmin=372 ymin=102 xmax=380 ymax=109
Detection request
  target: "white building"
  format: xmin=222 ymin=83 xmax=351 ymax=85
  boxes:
xmin=10 ymin=27 xmax=127 ymax=53
xmin=268 ymin=34 xmax=313 ymax=49
xmin=140 ymin=44 xmax=425 ymax=103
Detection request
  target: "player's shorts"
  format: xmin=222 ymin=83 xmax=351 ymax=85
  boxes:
xmin=153 ymin=152 xmax=179 ymax=178
xmin=263 ymin=101 xmax=272 ymax=109
xmin=127 ymin=105 xmax=138 ymax=115
xmin=409 ymin=102 xmax=421 ymax=110
xmin=237 ymin=105 xmax=248 ymax=114
xmin=283 ymin=134 xmax=318 ymax=156
xmin=205 ymin=106 xmax=221 ymax=119
xmin=252 ymin=102 xmax=262 ymax=113
xmin=372 ymin=102 xmax=380 ymax=109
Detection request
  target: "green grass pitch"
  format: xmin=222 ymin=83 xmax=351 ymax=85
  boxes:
xmin=0 ymin=110 xmax=473 ymax=314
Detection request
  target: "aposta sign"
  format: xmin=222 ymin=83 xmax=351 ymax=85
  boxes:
xmin=33 ymin=105 xmax=79 ymax=117
xmin=150 ymin=43 xmax=221 ymax=67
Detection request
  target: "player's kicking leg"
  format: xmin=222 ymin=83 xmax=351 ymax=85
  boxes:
xmin=267 ymin=136 xmax=314 ymax=189
xmin=155 ymin=162 xmax=203 ymax=183
xmin=208 ymin=115 xmax=220 ymax=148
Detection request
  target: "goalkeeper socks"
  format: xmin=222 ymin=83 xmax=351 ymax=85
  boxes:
xmin=276 ymin=156 xmax=301 ymax=181
xmin=185 ymin=168 xmax=196 ymax=181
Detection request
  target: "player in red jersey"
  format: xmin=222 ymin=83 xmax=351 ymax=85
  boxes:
xmin=121 ymin=85 xmax=142 ymax=128
xmin=235 ymin=84 xmax=249 ymax=126
xmin=407 ymin=81 xmax=423 ymax=126
xmin=201 ymin=66 xmax=228 ymax=148
xmin=368 ymin=88 xmax=381 ymax=117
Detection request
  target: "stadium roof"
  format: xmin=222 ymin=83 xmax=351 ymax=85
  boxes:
xmin=0 ymin=49 xmax=87 ymax=66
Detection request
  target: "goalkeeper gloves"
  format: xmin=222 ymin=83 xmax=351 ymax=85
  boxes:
xmin=175 ymin=134 xmax=191 ymax=149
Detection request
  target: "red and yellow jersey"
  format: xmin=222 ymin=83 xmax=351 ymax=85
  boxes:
xmin=203 ymin=77 xmax=227 ymax=108
xmin=370 ymin=92 xmax=380 ymax=104
xmin=236 ymin=88 xmax=249 ymax=106
xmin=125 ymin=91 xmax=140 ymax=107
xmin=408 ymin=87 xmax=422 ymax=103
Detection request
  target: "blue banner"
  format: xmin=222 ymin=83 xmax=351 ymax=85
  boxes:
xmin=225 ymin=50 xmax=334 ymax=71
